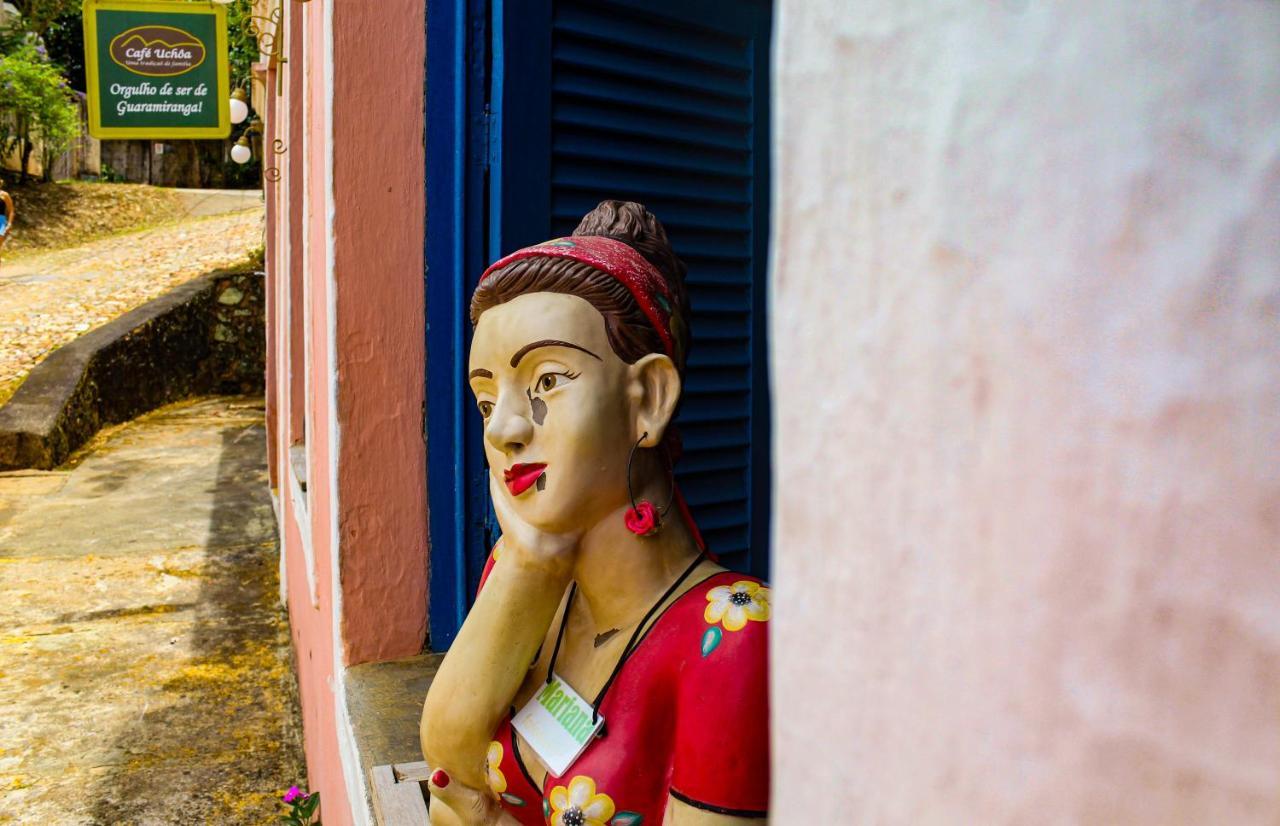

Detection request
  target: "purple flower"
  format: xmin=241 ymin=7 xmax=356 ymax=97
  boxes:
xmin=283 ymin=785 xmax=303 ymax=803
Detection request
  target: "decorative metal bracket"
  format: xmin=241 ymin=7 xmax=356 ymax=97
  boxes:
xmin=246 ymin=6 xmax=285 ymax=66
xmin=265 ymin=140 xmax=287 ymax=183
xmin=228 ymin=1 xmax=311 ymax=182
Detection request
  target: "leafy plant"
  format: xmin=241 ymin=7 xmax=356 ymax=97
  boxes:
xmin=281 ymin=785 xmax=321 ymax=825
xmin=40 ymin=10 xmax=84 ymax=91
xmin=7 ymin=0 xmax=80 ymax=42
xmin=98 ymin=161 xmax=124 ymax=183
xmin=223 ymin=0 xmax=261 ymax=94
xmin=0 ymin=42 xmax=79 ymax=181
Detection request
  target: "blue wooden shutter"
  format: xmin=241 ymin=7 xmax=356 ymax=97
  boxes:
xmin=426 ymin=0 xmax=774 ymax=648
xmin=493 ymin=0 xmax=773 ymax=578
xmin=426 ymin=0 xmax=496 ymax=647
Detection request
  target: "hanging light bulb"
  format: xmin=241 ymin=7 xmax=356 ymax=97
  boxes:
xmin=231 ymin=135 xmax=253 ymax=164
xmin=229 ymin=88 xmax=249 ymax=125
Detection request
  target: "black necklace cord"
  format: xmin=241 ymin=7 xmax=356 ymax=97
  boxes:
xmin=545 ymin=583 xmax=578 ymax=685
xmin=590 ymin=551 xmax=707 ymax=725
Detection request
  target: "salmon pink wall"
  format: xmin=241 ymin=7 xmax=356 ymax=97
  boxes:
xmin=262 ymin=64 xmax=278 ymax=487
xmin=282 ymin=504 xmax=350 ymax=822
xmin=265 ymin=1 xmax=427 ymax=823
xmin=286 ymin=8 xmax=306 ymax=446
xmin=770 ymin=1 xmax=1280 ymax=822
xmin=294 ymin=3 xmax=355 ymax=819
xmin=330 ymin=0 xmax=427 ymax=667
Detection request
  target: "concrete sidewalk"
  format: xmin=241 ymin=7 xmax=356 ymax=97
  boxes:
xmin=169 ymin=188 xmax=264 ymax=218
xmin=0 ymin=208 xmax=264 ymax=407
xmin=0 ymin=397 xmax=305 ymax=824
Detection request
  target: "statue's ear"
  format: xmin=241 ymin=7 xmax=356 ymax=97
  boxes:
xmin=629 ymin=353 xmax=681 ymax=447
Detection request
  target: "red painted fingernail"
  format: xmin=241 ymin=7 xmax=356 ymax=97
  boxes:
xmin=431 ymin=769 xmax=450 ymax=788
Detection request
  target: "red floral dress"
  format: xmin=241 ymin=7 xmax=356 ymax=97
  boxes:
xmin=475 ymin=554 xmax=770 ymax=825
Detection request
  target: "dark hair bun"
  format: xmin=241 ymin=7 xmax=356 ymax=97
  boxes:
xmin=473 ymin=199 xmax=694 ymax=377
xmin=572 ymin=200 xmax=688 ymax=290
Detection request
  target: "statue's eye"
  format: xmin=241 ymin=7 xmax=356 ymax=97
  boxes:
xmin=533 ymin=370 xmax=579 ymax=394
xmin=477 ymin=401 xmax=494 ymax=418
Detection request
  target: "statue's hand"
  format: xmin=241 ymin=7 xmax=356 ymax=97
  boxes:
xmin=489 ymin=474 xmax=581 ymax=573
xmin=427 ymin=770 xmax=519 ymax=826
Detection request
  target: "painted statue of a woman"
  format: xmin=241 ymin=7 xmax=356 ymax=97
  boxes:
xmin=420 ymin=201 xmax=770 ymax=826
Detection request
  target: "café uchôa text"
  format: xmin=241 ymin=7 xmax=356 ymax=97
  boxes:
xmin=124 ymin=46 xmax=194 ymax=61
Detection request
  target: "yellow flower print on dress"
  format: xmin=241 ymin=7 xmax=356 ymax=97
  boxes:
xmin=704 ymin=581 xmax=770 ymax=632
xmin=547 ymin=775 xmax=616 ymax=826
xmin=484 ymin=740 xmax=506 ymax=797
xmin=700 ymin=580 xmax=770 ymax=657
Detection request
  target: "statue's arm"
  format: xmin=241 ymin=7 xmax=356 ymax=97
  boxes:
xmin=665 ymin=797 xmax=768 ymax=825
xmin=419 ymin=538 xmax=572 ymax=790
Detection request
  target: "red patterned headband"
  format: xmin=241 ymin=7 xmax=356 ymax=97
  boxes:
xmin=480 ymin=235 xmax=677 ymax=359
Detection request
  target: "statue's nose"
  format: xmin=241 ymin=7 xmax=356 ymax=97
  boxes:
xmin=485 ymin=396 xmax=533 ymax=455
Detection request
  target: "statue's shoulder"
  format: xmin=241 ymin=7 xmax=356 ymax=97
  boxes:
xmin=675 ymin=569 xmax=771 ymax=661
xmin=667 ymin=570 xmax=771 ymax=815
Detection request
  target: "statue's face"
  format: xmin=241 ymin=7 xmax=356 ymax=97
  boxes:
xmin=469 ymin=292 xmax=636 ymax=533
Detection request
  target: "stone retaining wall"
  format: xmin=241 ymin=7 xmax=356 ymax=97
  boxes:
xmin=0 ymin=270 xmax=264 ymax=470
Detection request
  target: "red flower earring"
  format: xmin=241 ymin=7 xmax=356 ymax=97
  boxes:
xmin=624 ymin=432 xmax=674 ymax=537
xmin=625 ymin=501 xmax=659 ymax=536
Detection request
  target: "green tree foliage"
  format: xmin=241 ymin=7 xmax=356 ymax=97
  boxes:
xmin=0 ymin=3 xmax=84 ymax=90
xmin=220 ymin=0 xmax=264 ymax=185
xmin=223 ymin=0 xmax=260 ymax=93
xmin=0 ymin=42 xmax=79 ymax=180
xmin=0 ymin=7 xmax=26 ymax=53
xmin=9 ymin=0 xmax=80 ymax=41
xmin=42 ymin=11 xmax=84 ymax=91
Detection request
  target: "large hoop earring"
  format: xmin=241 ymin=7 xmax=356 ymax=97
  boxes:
xmin=624 ymin=432 xmax=675 ymax=537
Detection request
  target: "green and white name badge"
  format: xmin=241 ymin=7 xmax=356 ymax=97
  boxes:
xmin=511 ymin=673 xmax=605 ymax=777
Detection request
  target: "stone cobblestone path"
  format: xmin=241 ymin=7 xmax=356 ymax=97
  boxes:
xmin=0 ymin=205 xmax=265 ymax=405
xmin=0 ymin=397 xmax=305 ymax=825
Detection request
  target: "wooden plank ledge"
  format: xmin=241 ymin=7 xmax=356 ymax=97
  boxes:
xmin=371 ymin=760 xmax=431 ymax=825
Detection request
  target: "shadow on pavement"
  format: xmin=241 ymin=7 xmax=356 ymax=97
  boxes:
xmin=83 ymin=399 xmax=305 ymax=824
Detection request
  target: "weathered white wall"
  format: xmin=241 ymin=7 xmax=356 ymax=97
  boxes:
xmin=770 ymin=2 xmax=1280 ymax=822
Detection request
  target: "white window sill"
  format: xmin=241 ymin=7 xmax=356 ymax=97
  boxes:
xmin=288 ymin=442 xmax=320 ymax=608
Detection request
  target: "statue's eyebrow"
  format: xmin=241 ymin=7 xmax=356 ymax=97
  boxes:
xmin=468 ymin=368 xmax=493 ymax=380
xmin=509 ymin=339 xmax=602 ymax=368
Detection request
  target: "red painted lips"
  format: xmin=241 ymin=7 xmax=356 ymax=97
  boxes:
xmin=503 ymin=463 xmax=546 ymax=496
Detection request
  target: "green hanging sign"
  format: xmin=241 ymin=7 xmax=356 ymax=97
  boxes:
xmin=83 ymin=0 xmax=231 ymax=139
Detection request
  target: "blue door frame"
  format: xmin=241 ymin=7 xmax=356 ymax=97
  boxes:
xmin=425 ymin=0 xmax=489 ymax=648
xmin=425 ymin=0 xmax=557 ymax=649
xmin=426 ymin=0 xmax=772 ymax=649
